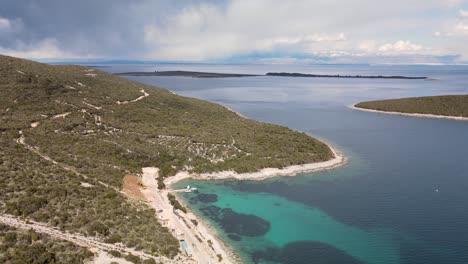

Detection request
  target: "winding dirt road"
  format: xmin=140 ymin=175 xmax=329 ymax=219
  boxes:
xmin=0 ymin=214 xmax=176 ymax=263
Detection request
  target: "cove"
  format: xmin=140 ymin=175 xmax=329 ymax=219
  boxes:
xmin=176 ymin=179 xmax=401 ymax=264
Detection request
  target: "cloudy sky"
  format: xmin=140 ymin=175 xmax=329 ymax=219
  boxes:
xmin=1 ymin=0 xmax=468 ymax=64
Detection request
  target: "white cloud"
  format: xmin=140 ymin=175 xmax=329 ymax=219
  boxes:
xmin=143 ymin=2 xmax=349 ymax=61
xmin=378 ymin=40 xmax=425 ymax=53
xmin=445 ymin=0 xmax=468 ymax=8
xmin=0 ymin=17 xmax=11 ymax=30
xmin=460 ymin=9 xmax=468 ymax=18
xmin=2 ymin=0 xmax=465 ymax=63
xmin=139 ymin=0 xmax=459 ymax=62
xmin=434 ymin=8 xmax=468 ymax=39
xmin=0 ymin=38 xmax=87 ymax=59
xmin=360 ymin=39 xmax=436 ymax=56
xmin=456 ymin=22 xmax=468 ymax=31
xmin=256 ymin=33 xmax=347 ymax=54
xmin=358 ymin=40 xmax=378 ymax=52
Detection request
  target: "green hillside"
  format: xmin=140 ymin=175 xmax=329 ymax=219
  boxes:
xmin=0 ymin=55 xmax=333 ymax=261
xmin=355 ymin=95 xmax=468 ymax=118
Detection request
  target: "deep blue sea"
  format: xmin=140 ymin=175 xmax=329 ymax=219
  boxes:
xmin=102 ymin=64 xmax=468 ymax=264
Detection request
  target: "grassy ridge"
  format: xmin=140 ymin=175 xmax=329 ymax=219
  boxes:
xmin=0 ymin=54 xmax=333 ymax=260
xmin=355 ymin=95 xmax=468 ymax=118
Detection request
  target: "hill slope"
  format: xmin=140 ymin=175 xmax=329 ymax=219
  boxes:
xmin=355 ymin=95 xmax=468 ymax=118
xmin=0 ymin=55 xmax=334 ymax=261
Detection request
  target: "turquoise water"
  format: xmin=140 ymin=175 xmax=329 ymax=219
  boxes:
xmin=178 ymin=178 xmax=400 ymax=264
xmin=105 ymin=64 xmax=468 ymax=264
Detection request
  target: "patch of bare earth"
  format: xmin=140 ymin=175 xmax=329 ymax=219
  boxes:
xmin=122 ymin=175 xmax=145 ymax=200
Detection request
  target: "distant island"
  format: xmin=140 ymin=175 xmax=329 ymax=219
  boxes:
xmin=115 ymin=70 xmax=259 ymax=78
xmin=353 ymin=95 xmax=468 ymax=120
xmin=116 ymin=70 xmax=428 ymax=80
xmin=266 ymin=72 xmax=428 ymax=80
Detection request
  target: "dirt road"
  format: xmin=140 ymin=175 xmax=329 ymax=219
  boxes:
xmin=0 ymin=214 xmax=175 ymax=263
xmin=141 ymin=167 xmax=231 ymax=264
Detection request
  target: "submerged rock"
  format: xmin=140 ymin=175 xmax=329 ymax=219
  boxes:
xmin=252 ymin=241 xmax=364 ymax=264
xmin=197 ymin=193 xmax=218 ymax=203
xmin=227 ymin=234 xmax=242 ymax=241
xmin=200 ymin=205 xmax=270 ymax=237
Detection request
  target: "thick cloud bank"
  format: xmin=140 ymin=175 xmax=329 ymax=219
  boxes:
xmin=0 ymin=0 xmax=467 ymax=64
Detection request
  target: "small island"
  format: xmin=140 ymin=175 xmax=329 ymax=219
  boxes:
xmin=266 ymin=72 xmax=428 ymax=80
xmin=116 ymin=70 xmax=428 ymax=80
xmin=115 ymin=70 xmax=259 ymax=78
xmin=353 ymin=95 xmax=468 ymax=120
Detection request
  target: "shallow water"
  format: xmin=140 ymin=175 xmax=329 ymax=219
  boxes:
xmin=105 ymin=64 xmax=468 ymax=264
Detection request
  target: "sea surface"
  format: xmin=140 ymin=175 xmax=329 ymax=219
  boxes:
xmin=101 ymin=64 xmax=468 ymax=264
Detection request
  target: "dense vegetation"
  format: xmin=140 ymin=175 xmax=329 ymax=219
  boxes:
xmin=0 ymin=54 xmax=333 ymax=179
xmin=0 ymin=137 xmax=180 ymax=258
xmin=0 ymin=224 xmax=93 ymax=263
xmin=167 ymin=194 xmax=187 ymax=213
xmin=0 ymin=55 xmax=333 ymax=261
xmin=355 ymin=95 xmax=468 ymax=118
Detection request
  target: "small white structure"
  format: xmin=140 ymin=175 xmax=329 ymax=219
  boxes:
xmin=184 ymin=185 xmax=198 ymax=193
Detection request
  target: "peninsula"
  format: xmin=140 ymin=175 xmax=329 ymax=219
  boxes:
xmin=353 ymin=95 xmax=468 ymax=121
xmin=0 ymin=55 xmax=343 ymax=264
xmin=115 ymin=70 xmax=428 ymax=80
xmin=115 ymin=70 xmax=259 ymax=78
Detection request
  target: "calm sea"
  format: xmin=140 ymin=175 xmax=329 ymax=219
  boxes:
xmin=103 ymin=64 xmax=468 ymax=264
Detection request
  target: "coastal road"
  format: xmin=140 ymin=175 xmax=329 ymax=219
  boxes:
xmin=141 ymin=167 xmax=221 ymax=264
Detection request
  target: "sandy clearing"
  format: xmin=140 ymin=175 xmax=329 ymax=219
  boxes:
xmin=122 ymin=175 xmax=145 ymax=200
xmin=351 ymin=104 xmax=468 ymax=121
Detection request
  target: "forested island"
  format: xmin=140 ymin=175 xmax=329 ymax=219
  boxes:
xmin=0 ymin=55 xmax=336 ymax=263
xmin=266 ymin=72 xmax=428 ymax=79
xmin=116 ymin=70 xmax=428 ymax=80
xmin=354 ymin=95 xmax=468 ymax=119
